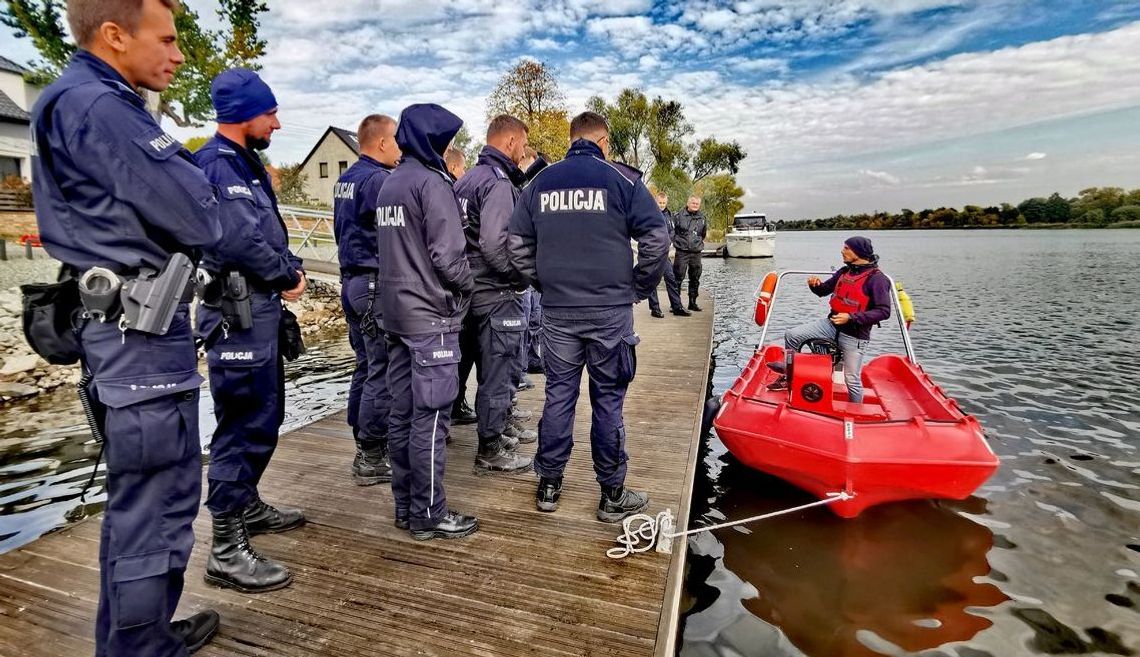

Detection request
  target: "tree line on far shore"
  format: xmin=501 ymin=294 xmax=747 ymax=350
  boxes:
xmin=776 ymin=187 xmax=1140 ymax=231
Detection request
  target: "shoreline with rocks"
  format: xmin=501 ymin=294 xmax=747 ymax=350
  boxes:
xmin=0 ymin=275 xmax=346 ymax=404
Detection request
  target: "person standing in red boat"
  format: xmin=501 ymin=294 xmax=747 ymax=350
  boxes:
xmin=769 ymin=236 xmax=892 ymax=403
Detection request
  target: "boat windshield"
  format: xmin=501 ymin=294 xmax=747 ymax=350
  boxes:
xmin=734 ymin=215 xmax=769 ymax=230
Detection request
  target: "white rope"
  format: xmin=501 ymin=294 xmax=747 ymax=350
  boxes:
xmin=606 ymin=491 xmax=854 ymax=560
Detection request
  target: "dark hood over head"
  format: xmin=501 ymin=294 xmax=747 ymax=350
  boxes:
xmin=395 ymin=104 xmax=463 ymax=174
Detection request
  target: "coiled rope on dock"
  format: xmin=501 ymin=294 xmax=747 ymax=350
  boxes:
xmin=606 ymin=491 xmax=854 ymax=559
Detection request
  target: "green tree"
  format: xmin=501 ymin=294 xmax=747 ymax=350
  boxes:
xmin=487 ymin=60 xmax=569 ymax=161
xmin=1078 ymin=208 xmax=1107 ymax=226
xmin=1072 ymin=187 xmax=1125 ymax=218
xmin=646 ymin=98 xmax=692 ymax=178
xmin=451 ymin=126 xmax=480 ymax=168
xmin=1043 ymin=192 xmax=1072 ymax=223
xmin=688 ymin=138 xmax=746 ymax=182
xmin=2 ymin=0 xmax=268 ymax=126
xmin=183 ymin=136 xmax=210 ymax=152
xmin=1109 ymin=205 xmax=1140 ymax=224
xmin=697 ymin=174 xmax=745 ymax=234
xmin=275 ymin=164 xmax=310 ymax=206
xmin=1017 ymin=197 xmax=1048 ymax=223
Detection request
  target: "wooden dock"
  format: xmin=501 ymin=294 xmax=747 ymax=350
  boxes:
xmin=0 ymin=301 xmax=714 ymax=656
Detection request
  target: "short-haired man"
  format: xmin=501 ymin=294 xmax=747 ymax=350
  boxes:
xmin=444 ymin=146 xmax=466 ymax=180
xmin=509 ymin=111 xmax=670 ymax=521
xmin=334 ymin=114 xmax=400 ymax=485
xmin=195 ymin=69 xmax=307 ymax=594
xmin=646 ymin=191 xmax=688 ymax=318
xmin=673 ymin=195 xmax=707 ymax=311
xmin=376 ymin=104 xmax=478 ymax=539
xmin=453 ymin=114 xmax=535 ymax=474
xmin=33 ymin=0 xmax=223 ymax=652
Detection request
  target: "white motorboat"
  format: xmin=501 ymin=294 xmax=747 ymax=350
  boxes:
xmin=725 ymin=212 xmax=775 ymax=258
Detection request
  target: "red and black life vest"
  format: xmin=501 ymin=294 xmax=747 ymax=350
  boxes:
xmin=829 ymin=267 xmax=879 ymax=315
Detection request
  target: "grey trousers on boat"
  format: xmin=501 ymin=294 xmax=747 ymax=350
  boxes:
xmin=784 ymin=317 xmax=869 ymax=403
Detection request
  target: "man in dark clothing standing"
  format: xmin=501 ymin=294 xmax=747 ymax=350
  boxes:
xmin=376 ymin=104 xmax=478 ymax=540
xmin=672 ymin=195 xmax=707 ymax=312
xmin=647 ymin=191 xmax=688 ymax=318
xmin=768 ymin=236 xmax=892 ymax=403
xmin=196 ymin=69 xmax=307 ymax=594
xmin=508 ymin=112 xmax=670 ymax=522
xmin=333 ymin=114 xmax=400 ymax=486
xmin=31 ymin=0 xmax=222 ymax=651
xmin=453 ymin=115 xmax=535 ymax=474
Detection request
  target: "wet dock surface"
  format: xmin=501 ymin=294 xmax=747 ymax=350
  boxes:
xmin=0 ymin=301 xmax=714 ymax=656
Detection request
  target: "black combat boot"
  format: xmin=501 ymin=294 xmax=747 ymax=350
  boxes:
xmin=243 ymin=495 xmax=306 ymax=534
xmin=352 ymin=441 xmax=392 ymax=486
xmin=688 ymin=297 xmax=702 ymax=312
xmin=452 ymin=397 xmax=477 ymax=425
xmin=504 ymin=417 xmax=537 ymax=444
xmin=650 ymin=308 xmax=665 ymax=318
xmin=671 ymin=306 xmax=692 ymax=317
xmin=475 ymin=436 xmax=533 ymax=474
xmin=597 ymin=484 xmax=650 ymax=523
xmin=204 ymin=513 xmax=292 ymax=593
xmin=536 ymin=477 xmax=563 ymax=512
xmin=394 ymin=509 xmax=409 ymax=531
xmin=410 ymin=510 xmax=479 ymax=541
xmin=171 ymin=610 xmax=220 ymax=654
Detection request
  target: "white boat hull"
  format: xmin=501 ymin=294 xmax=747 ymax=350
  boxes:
xmin=725 ymin=232 xmax=775 ymax=258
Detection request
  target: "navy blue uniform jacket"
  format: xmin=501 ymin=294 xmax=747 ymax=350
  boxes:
xmin=334 ymin=155 xmax=393 ymax=273
xmin=195 ymin=135 xmax=302 ymax=291
xmin=31 ymin=51 xmax=222 ymax=273
xmin=453 ymin=145 xmax=526 ymax=302
xmin=507 ymin=140 xmax=669 ymax=308
xmin=375 ymin=105 xmax=473 ymax=336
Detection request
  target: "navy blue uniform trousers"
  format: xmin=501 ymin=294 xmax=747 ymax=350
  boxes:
xmin=647 ymin=257 xmax=683 ymax=313
xmin=386 ymin=332 xmax=460 ymax=529
xmin=84 ymin=307 xmax=201 ymax=657
xmin=342 ymin=272 xmax=390 ymax=444
xmin=520 ymin=289 xmax=544 ymax=373
xmin=200 ymin=294 xmax=284 ymax=515
xmin=472 ymin=295 xmax=525 ymax=440
xmin=536 ymin=306 xmax=639 ymax=486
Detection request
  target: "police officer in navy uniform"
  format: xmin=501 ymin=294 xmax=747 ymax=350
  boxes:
xmin=647 ymin=191 xmax=689 ymax=318
xmin=31 ymin=0 xmax=222 ymax=653
xmin=195 ymin=69 xmax=307 ymax=592
xmin=673 ymin=195 xmax=708 ymax=312
xmin=333 ymin=114 xmax=400 ymax=485
xmin=376 ymin=104 xmax=478 ymax=539
xmin=508 ymin=112 xmax=670 ymax=521
xmin=453 ymin=115 xmax=535 ymax=474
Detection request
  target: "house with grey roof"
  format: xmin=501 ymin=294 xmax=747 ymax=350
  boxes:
xmin=0 ymin=55 xmax=40 ymax=181
xmin=298 ymin=126 xmax=359 ymax=207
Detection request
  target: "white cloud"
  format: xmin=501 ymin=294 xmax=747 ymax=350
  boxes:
xmin=859 ymin=169 xmax=902 ymax=185
xmin=1025 ymin=152 xmax=1048 ymax=160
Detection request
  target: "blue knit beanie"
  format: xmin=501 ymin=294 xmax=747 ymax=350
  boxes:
xmin=211 ymin=69 xmax=277 ymax=124
xmin=845 ymin=236 xmax=875 ymax=260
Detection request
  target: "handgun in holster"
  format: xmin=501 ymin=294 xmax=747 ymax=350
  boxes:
xmin=220 ymin=271 xmax=254 ymax=331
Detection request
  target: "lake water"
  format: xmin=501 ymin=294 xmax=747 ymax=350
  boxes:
xmin=0 ymin=231 xmax=1136 ymax=656
xmin=679 ymin=230 xmax=1139 ymax=656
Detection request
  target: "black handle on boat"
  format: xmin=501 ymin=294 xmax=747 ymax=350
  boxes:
xmin=755 ymin=269 xmax=917 ymax=364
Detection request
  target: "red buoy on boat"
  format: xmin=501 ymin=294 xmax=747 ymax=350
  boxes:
xmin=715 ymin=271 xmax=999 ymax=518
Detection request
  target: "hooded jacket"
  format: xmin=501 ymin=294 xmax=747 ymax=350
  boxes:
xmin=453 ymin=145 xmax=527 ymax=304
xmin=507 ymin=140 xmax=669 ymax=308
xmin=375 ymin=104 xmax=474 ymax=336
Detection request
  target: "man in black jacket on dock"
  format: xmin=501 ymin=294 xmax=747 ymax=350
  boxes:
xmin=672 ymin=195 xmax=707 ymax=312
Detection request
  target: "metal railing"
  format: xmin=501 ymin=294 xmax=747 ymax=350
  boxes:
xmin=281 ymin=205 xmax=338 ymax=270
xmin=755 ymin=269 xmax=917 ymax=363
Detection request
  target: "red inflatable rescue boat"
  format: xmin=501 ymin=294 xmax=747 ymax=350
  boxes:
xmin=714 ymin=271 xmax=999 ymax=518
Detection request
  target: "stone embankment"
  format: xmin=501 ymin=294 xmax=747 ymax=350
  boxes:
xmin=0 ymin=276 xmax=346 ymax=403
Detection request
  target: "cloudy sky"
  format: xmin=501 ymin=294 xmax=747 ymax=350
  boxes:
xmin=3 ymin=0 xmax=1139 ymax=218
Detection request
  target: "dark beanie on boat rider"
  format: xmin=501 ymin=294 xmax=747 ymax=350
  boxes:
xmin=845 ymin=236 xmax=875 ymax=260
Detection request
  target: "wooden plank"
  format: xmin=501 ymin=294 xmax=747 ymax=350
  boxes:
xmin=0 ymin=300 xmax=714 ymax=656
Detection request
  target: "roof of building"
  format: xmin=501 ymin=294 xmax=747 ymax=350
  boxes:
xmin=298 ymin=126 xmax=359 ymax=170
xmin=0 ymin=89 xmax=30 ymax=124
xmin=0 ymin=55 xmax=29 ymax=76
